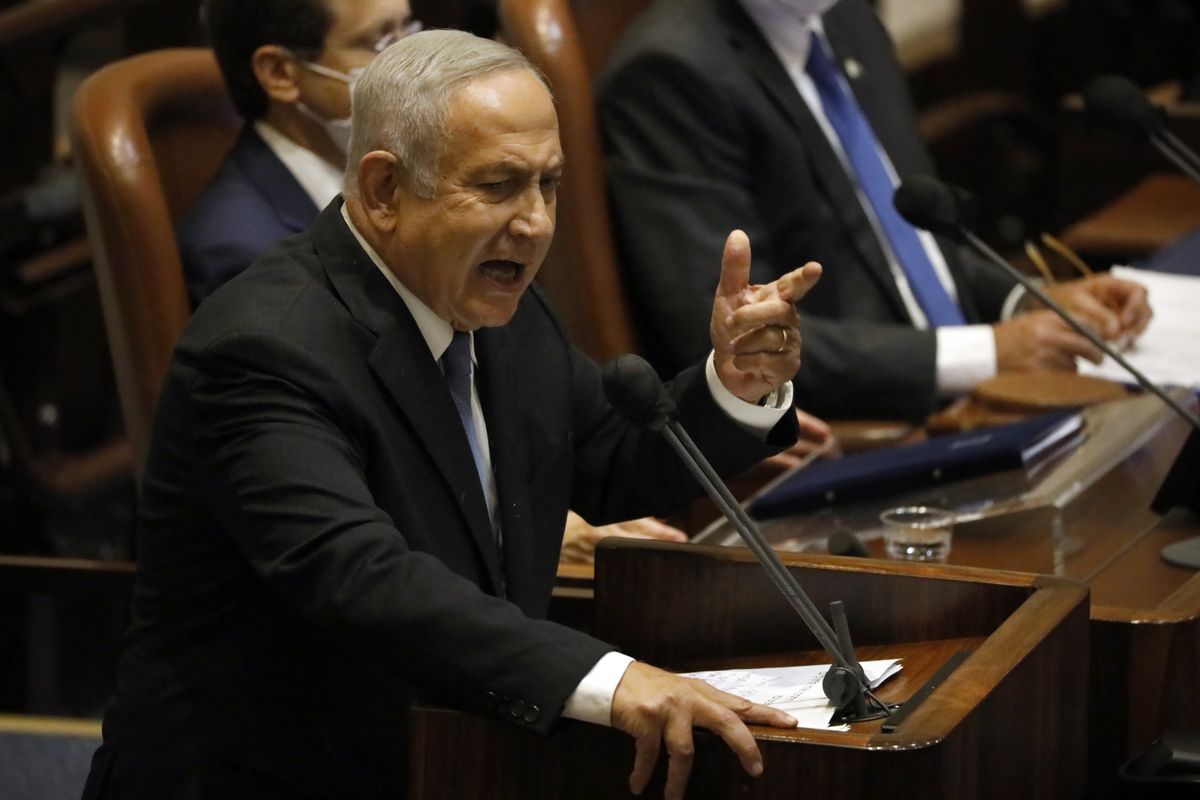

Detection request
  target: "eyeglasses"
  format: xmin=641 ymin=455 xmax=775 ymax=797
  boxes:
xmin=368 ymin=19 xmax=424 ymax=54
xmin=1023 ymin=232 xmax=1093 ymax=284
xmin=1024 ymin=232 xmax=1140 ymax=350
xmin=285 ymin=19 xmax=424 ymax=75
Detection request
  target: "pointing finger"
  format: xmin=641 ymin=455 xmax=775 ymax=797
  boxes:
xmin=718 ymin=230 xmax=752 ymax=296
xmin=775 ymin=262 xmax=823 ymax=303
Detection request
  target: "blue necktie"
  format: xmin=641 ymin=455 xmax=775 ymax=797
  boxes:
xmin=805 ymin=31 xmax=966 ymax=327
xmin=442 ymin=331 xmax=495 ymax=519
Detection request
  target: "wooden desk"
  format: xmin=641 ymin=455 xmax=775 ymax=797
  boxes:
xmin=418 ymin=549 xmax=1089 ymax=798
xmin=677 ymin=392 xmax=1199 ymax=797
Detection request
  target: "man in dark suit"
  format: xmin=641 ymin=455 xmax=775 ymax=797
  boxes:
xmin=85 ymin=30 xmax=816 ymax=799
xmin=182 ymin=0 xmax=694 ymax=558
xmin=178 ymin=0 xmax=419 ymax=305
xmin=598 ymin=0 xmax=1151 ymax=420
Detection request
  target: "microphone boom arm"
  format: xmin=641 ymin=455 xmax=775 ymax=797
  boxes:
xmin=660 ymin=419 xmax=890 ymax=715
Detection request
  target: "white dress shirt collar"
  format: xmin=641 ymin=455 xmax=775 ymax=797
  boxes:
xmin=739 ymin=0 xmax=826 ymax=80
xmin=254 ymin=120 xmax=346 ymax=213
xmin=338 ymin=203 xmax=467 ymax=365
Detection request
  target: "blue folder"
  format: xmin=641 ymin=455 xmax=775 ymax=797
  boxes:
xmin=749 ymin=410 xmax=1084 ymax=519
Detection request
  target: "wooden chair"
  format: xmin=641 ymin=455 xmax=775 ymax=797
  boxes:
xmin=71 ymin=48 xmax=239 ymax=475
xmin=499 ymin=0 xmax=651 ymax=362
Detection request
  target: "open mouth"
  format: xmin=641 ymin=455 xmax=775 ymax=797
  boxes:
xmin=479 ymin=259 xmax=525 ymax=287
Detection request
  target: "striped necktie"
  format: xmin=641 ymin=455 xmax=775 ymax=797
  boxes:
xmin=441 ymin=330 xmax=495 ymax=519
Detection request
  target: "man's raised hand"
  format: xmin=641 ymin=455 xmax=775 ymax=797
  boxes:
xmin=710 ymin=230 xmax=821 ymax=404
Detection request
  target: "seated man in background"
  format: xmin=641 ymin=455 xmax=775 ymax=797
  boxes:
xmin=598 ymin=0 xmax=1152 ymax=421
xmin=84 ymin=31 xmax=816 ymax=798
xmin=179 ymin=0 xmax=419 ymax=306
xmin=187 ymin=0 xmax=690 ymax=557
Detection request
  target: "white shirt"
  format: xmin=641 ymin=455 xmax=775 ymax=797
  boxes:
xmin=340 ymin=204 xmax=793 ymax=725
xmin=254 ymin=120 xmax=344 ymax=210
xmin=739 ymin=0 xmax=1005 ymax=395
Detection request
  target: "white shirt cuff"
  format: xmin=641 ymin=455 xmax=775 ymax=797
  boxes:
xmin=561 ymin=651 xmax=634 ymax=727
xmin=704 ymin=352 xmax=793 ymax=436
xmin=935 ymin=325 xmax=997 ymax=396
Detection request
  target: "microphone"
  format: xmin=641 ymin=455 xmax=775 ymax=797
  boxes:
xmin=893 ymin=175 xmax=1200 ymax=435
xmin=1081 ymin=75 xmax=1200 ymax=181
xmin=602 ymin=354 xmax=891 ymax=721
xmin=828 ymin=530 xmax=869 ymax=558
xmin=601 ymin=353 xmax=675 ymax=431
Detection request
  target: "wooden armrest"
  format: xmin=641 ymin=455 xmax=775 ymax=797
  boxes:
xmin=0 ymin=554 xmax=135 ymax=596
xmin=1059 ymin=174 xmax=1200 ymax=260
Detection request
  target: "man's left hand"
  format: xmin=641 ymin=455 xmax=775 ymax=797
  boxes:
xmin=710 ymin=230 xmax=822 ymax=404
xmin=560 ymin=514 xmax=688 ymax=564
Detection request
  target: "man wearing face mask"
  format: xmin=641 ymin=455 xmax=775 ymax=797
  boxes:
xmin=178 ymin=0 xmax=420 ymax=306
xmin=598 ymin=0 xmax=1152 ymax=420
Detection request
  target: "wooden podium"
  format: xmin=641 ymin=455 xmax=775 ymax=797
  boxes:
xmin=408 ymin=541 xmax=1089 ymax=798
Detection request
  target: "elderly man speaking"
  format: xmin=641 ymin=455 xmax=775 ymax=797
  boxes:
xmin=83 ymin=30 xmax=821 ymax=800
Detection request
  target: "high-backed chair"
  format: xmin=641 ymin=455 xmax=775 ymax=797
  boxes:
xmin=71 ymin=48 xmax=240 ymax=475
xmin=500 ymin=0 xmax=917 ymax=452
xmin=499 ymin=0 xmax=652 ymax=362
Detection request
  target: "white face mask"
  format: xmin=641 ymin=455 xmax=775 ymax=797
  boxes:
xmin=294 ymin=59 xmax=365 ymax=156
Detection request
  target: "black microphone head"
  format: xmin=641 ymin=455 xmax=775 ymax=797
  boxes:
xmin=827 ymin=530 xmax=869 ymax=558
xmin=602 ymin=354 xmax=676 ymax=431
xmin=1082 ymin=75 xmax=1163 ymax=138
xmin=893 ymin=175 xmax=977 ymax=238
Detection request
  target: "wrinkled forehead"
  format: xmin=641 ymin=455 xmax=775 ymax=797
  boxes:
xmin=448 ymin=65 xmax=553 ymax=110
xmin=438 ymin=70 xmax=562 ymax=169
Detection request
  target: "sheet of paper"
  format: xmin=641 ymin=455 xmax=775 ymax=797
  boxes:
xmin=1077 ymin=266 xmax=1200 ymax=390
xmin=682 ymin=659 xmax=902 ymax=732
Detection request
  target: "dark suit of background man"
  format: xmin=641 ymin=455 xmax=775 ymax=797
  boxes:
xmin=178 ymin=0 xmax=419 ymax=306
xmin=83 ymin=29 xmax=818 ymax=800
xmin=598 ymin=0 xmax=1151 ymax=420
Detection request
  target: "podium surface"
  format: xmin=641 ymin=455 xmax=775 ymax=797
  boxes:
xmin=410 ymin=543 xmax=1088 ymax=798
xmin=694 ymin=393 xmax=1200 ymax=795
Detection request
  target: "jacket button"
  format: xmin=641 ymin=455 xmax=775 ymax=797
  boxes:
xmin=523 ymin=704 xmax=541 ymax=724
xmin=484 ymin=691 xmax=499 ymax=711
xmin=509 ymin=699 xmax=526 ymax=719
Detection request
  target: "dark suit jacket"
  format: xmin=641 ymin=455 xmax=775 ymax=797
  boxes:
xmin=84 ymin=200 xmax=795 ymax=799
xmin=177 ymin=125 xmax=319 ymax=306
xmin=598 ymin=0 xmax=1015 ymax=420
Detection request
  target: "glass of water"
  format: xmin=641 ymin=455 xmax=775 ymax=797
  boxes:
xmin=879 ymin=506 xmax=955 ymax=562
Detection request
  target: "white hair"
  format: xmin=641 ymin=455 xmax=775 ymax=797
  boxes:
xmin=344 ymin=29 xmax=549 ymax=199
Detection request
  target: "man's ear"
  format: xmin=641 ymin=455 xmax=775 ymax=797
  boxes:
xmin=251 ymin=44 xmax=301 ymax=104
xmin=356 ymin=150 xmax=403 ymax=232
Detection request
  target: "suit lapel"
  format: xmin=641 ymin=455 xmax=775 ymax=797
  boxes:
xmin=234 ymin=126 xmax=321 ymax=234
xmin=719 ymin=0 xmax=910 ymax=319
xmin=311 ymin=203 xmax=506 ymax=596
xmin=474 ymin=326 xmax=536 ymax=609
